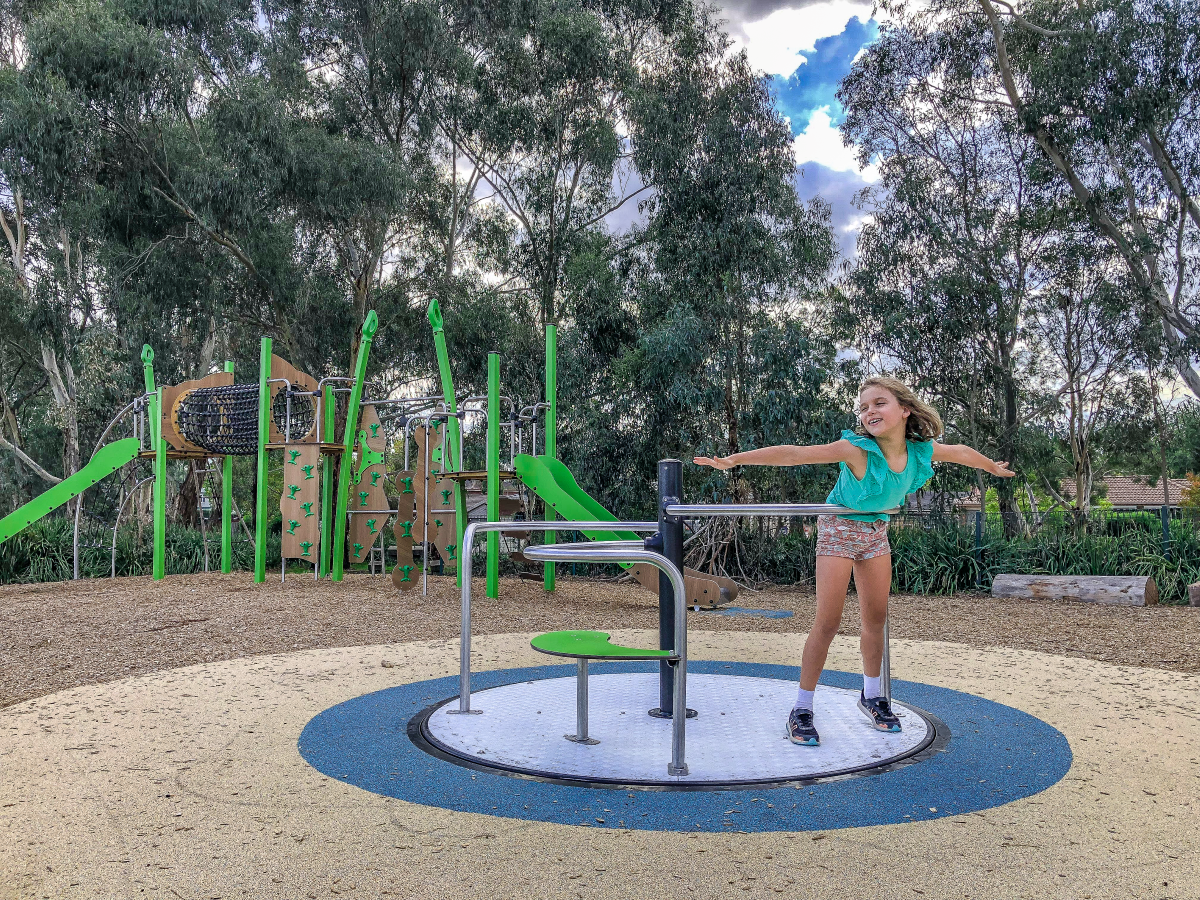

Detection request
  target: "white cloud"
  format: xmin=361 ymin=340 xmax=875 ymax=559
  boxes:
xmin=734 ymin=1 xmax=875 ymax=76
xmin=791 ymin=106 xmax=880 ymax=181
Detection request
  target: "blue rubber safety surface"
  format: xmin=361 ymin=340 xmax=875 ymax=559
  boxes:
xmin=298 ymin=661 xmax=1072 ymax=832
xmin=700 ymin=607 xmax=794 ymax=618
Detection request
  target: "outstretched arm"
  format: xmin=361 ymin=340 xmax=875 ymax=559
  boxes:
xmin=694 ymin=440 xmax=862 ymax=472
xmin=932 ymin=442 xmax=1015 ymax=477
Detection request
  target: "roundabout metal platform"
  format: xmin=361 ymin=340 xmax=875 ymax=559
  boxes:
xmin=415 ymin=672 xmax=943 ymax=787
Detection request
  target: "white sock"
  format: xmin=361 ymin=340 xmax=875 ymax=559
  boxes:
xmin=795 ymin=687 xmax=815 ymax=711
xmin=863 ymin=674 xmax=881 ymax=699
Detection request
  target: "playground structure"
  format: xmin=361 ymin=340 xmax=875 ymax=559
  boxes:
xmin=1 ymin=311 xmax=385 ymax=583
xmin=0 ymin=300 xmax=743 ymax=612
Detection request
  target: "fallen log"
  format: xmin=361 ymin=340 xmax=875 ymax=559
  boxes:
xmin=991 ymin=574 xmax=1157 ymax=607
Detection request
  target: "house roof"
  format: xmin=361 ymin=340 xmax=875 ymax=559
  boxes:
xmin=914 ymin=476 xmax=1189 ymax=511
xmin=1060 ymin=476 xmax=1188 ymax=507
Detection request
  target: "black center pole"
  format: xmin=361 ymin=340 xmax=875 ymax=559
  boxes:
xmin=649 ymin=458 xmax=694 ymax=719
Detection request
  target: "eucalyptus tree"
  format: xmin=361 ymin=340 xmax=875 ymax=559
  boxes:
xmin=455 ymin=0 xmax=691 ymax=327
xmin=875 ymin=0 xmax=1200 ymax=398
xmin=1027 ymin=231 xmax=1149 ymax=523
xmin=0 ymin=0 xmax=113 ymax=492
xmin=585 ymin=21 xmax=841 ymax=509
xmin=839 ymin=26 xmax=1054 ymax=524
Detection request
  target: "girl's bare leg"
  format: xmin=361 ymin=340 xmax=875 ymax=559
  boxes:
xmin=853 ymin=553 xmax=892 ymax=678
xmin=799 ymin=555 xmax=855 ymax=691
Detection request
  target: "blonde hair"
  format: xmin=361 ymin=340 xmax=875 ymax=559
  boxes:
xmin=855 ymin=377 xmax=943 ymax=442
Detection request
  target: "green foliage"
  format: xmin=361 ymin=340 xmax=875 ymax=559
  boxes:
xmin=725 ymin=514 xmax=1199 ymax=605
xmin=0 ymin=517 xmax=280 ymax=583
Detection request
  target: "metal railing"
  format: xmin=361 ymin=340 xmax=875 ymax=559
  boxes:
xmin=665 ymin=503 xmax=898 ymax=518
xmin=455 ymin=519 xmax=659 ymax=716
xmin=523 ymin=540 xmax=690 ymax=776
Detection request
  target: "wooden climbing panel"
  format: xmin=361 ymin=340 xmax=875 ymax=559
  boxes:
xmin=280 ymin=444 xmax=320 ymax=562
xmin=349 ymin=403 xmax=389 ymax=566
xmin=392 ymin=423 xmax=436 ymax=590
xmin=392 ymin=422 xmax=459 ymax=588
xmin=267 ymin=355 xmax=319 ymax=444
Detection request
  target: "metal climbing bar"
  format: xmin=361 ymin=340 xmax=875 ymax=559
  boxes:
xmin=665 ymin=503 xmax=898 ymax=518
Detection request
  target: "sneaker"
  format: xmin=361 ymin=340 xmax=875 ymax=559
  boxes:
xmin=786 ymin=707 xmax=820 ymax=746
xmin=858 ymin=692 xmax=902 ymax=732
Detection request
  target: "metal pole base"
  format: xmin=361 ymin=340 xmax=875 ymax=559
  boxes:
xmin=565 ymin=733 xmax=600 ymax=746
xmin=648 ymin=707 xmax=697 ymax=719
xmin=667 ymin=763 xmax=689 ymax=776
xmin=446 ymin=709 xmax=483 ymax=716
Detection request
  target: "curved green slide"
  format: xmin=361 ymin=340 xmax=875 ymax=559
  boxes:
xmin=0 ymin=437 xmax=140 ymax=543
xmin=513 ymin=453 xmax=640 ymax=549
xmin=514 ymin=453 xmax=740 ymax=606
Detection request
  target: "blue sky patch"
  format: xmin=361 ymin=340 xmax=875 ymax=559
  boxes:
xmin=772 ymin=16 xmax=879 ymax=134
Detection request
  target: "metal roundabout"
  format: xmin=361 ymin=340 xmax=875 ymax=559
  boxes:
xmin=405 ymin=459 xmax=949 ymax=790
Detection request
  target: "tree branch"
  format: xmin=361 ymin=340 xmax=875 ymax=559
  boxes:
xmin=0 ymin=431 xmax=61 ymax=484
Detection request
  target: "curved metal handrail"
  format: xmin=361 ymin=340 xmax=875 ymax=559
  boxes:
xmin=522 ymin=540 xmax=689 ymax=776
xmin=73 ymin=394 xmax=151 ymax=579
xmin=111 ymin=475 xmax=156 ymax=577
xmin=457 ymin=520 xmax=659 ymax=715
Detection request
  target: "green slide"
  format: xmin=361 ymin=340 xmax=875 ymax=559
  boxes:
xmin=513 ymin=454 xmax=641 ymax=546
xmin=514 ymin=453 xmax=740 ymax=607
xmin=0 ymin=438 xmax=141 ymax=543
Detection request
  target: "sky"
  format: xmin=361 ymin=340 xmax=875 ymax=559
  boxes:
xmin=721 ymin=0 xmax=881 ymax=258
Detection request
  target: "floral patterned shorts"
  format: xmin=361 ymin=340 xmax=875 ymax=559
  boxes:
xmin=815 ymin=515 xmax=891 ymax=561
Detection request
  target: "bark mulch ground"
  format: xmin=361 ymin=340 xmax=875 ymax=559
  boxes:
xmin=3 ymin=571 xmax=1198 ymax=710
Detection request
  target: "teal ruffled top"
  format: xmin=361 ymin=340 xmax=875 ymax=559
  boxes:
xmin=825 ymin=430 xmax=935 ymax=522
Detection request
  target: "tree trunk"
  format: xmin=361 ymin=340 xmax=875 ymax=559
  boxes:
xmin=996 ymin=348 xmax=1026 ymax=536
xmin=175 ymin=461 xmax=201 ymax=527
xmin=992 ymin=574 xmax=1158 ymax=606
xmin=40 ymin=341 xmax=80 ymax=498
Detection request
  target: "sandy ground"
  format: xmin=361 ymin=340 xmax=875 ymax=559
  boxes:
xmin=3 ymin=572 xmax=1200 ymax=710
xmin=3 ymin=574 xmax=1200 ymax=899
xmin=2 ymin=629 xmax=1198 ymax=900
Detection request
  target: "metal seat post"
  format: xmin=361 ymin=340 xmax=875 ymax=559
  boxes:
xmin=565 ymin=658 xmax=598 ymax=745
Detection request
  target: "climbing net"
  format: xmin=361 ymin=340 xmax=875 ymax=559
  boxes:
xmin=175 ymin=385 xmax=315 ymax=455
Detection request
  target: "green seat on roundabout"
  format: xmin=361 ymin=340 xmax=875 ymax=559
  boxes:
xmin=530 ymin=631 xmax=677 ymax=746
xmin=530 ymin=630 xmax=673 ymax=661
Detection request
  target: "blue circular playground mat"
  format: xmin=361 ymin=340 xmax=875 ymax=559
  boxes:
xmin=297 ymin=661 xmax=1071 ymax=832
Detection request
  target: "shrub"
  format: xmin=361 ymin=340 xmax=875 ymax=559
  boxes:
xmin=0 ymin=518 xmax=278 ymax=583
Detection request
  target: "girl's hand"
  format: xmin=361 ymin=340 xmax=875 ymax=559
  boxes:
xmin=990 ymin=460 xmax=1015 ymax=477
xmin=694 ymin=456 xmax=736 ymax=471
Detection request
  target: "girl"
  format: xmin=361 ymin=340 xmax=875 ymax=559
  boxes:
xmin=694 ymin=377 xmax=1014 ymax=745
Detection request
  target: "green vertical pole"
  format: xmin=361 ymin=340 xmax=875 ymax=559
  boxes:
xmin=543 ymin=323 xmax=557 ymax=592
xmin=427 ymin=300 xmax=461 ymax=470
xmin=427 ymin=299 xmax=467 ymax=586
xmin=141 ymin=346 xmax=165 ymax=581
xmin=253 ymin=337 xmax=272 ymax=583
xmin=332 ymin=310 xmax=379 ymax=581
xmin=153 ymin=387 xmax=167 ymax=580
xmin=221 ymin=359 xmax=234 ymax=574
xmin=486 ymin=351 xmax=500 ymax=598
xmin=140 ymin=345 xmax=157 ymax=413
xmin=319 ymin=382 xmax=335 ymax=578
